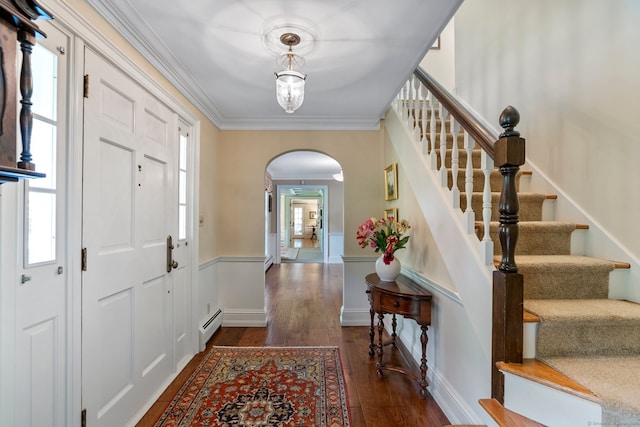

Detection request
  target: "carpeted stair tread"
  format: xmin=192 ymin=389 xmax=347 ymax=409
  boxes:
xmin=501 ymin=255 xmax=615 ymax=299
xmin=524 ymin=299 xmax=640 ymax=357
xmin=541 ymin=356 xmax=640 ymax=426
xmin=479 ymin=221 xmax=577 ymax=255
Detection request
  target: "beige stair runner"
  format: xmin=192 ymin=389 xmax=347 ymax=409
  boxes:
xmin=429 ymin=112 xmax=640 ymax=425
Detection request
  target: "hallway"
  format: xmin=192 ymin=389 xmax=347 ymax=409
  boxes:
xmin=138 ymin=263 xmax=450 ymax=426
xmin=281 ymin=237 xmax=324 ymax=263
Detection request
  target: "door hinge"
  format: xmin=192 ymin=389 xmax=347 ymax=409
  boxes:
xmin=83 ymin=74 xmax=89 ymax=98
xmin=81 ymin=409 xmax=86 ymax=427
xmin=81 ymin=248 xmax=87 ymax=271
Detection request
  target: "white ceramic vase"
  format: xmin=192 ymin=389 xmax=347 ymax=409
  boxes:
xmin=375 ymin=255 xmax=401 ymax=282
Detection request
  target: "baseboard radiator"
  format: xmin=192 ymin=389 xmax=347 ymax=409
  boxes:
xmin=199 ymin=308 xmax=223 ymax=351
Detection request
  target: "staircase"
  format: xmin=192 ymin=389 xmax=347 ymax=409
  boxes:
xmin=390 ymin=70 xmax=640 ymax=426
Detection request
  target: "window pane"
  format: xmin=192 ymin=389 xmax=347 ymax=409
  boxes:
xmin=179 ymin=170 xmax=186 ymax=204
xmin=29 ymin=119 xmax=56 ymax=190
xmin=179 ymin=135 xmax=187 ymax=170
xmin=178 ymin=205 xmax=186 ymax=240
xmin=31 ymin=44 xmax=57 ymax=120
xmin=27 ymin=192 xmax=56 ymax=264
xmin=294 ymin=207 xmax=303 ymax=235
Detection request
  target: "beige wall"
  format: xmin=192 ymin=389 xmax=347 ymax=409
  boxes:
xmin=198 ymin=121 xmax=221 ymax=261
xmin=382 ymin=123 xmax=455 ymax=289
xmin=214 ymin=130 xmax=383 ymax=258
xmin=455 ymin=0 xmax=640 ymax=259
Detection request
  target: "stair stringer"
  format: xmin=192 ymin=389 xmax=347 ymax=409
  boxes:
xmin=385 ymin=106 xmax=494 ymax=360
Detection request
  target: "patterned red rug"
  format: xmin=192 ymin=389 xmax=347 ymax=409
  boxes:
xmin=154 ymin=346 xmax=351 ymax=426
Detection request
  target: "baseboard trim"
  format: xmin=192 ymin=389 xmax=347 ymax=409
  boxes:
xmin=339 ymin=307 xmax=370 ymax=326
xmin=222 ymin=309 xmax=267 ymax=327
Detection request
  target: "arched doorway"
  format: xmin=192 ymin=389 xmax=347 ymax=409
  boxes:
xmin=265 ymin=151 xmax=344 ymax=265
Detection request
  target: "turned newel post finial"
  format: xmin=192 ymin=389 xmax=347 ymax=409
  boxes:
xmin=495 ymin=105 xmax=524 ymax=273
xmin=499 ymin=105 xmax=520 ymax=138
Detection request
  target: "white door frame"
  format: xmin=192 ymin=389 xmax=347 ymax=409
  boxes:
xmin=276 ymin=185 xmax=329 ymax=263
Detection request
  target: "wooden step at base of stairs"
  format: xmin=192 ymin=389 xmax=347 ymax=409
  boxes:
xmin=497 ymin=359 xmax=598 ymax=403
xmin=479 ymin=398 xmax=546 ymax=427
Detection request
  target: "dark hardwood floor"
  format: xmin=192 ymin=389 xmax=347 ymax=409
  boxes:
xmin=137 ymin=263 xmax=450 ymax=426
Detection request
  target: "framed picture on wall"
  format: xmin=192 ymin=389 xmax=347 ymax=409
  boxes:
xmin=384 ymin=208 xmax=398 ymax=222
xmin=384 ymin=163 xmax=398 ymax=201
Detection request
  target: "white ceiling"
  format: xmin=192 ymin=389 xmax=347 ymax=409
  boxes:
xmin=85 ymin=0 xmax=460 ymax=131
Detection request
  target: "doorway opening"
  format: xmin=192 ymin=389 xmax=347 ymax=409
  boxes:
xmin=265 ymin=151 xmax=343 ymax=266
xmin=279 ymin=186 xmax=325 ymax=263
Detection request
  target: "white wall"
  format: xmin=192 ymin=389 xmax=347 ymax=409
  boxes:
xmin=419 ymin=18 xmax=456 ymax=92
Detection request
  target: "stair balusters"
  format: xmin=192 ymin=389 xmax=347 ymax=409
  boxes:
xmin=394 ymin=69 xmax=526 ymax=404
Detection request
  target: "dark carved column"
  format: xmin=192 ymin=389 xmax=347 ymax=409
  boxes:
xmin=17 ymin=29 xmax=35 ymax=170
xmin=491 ymin=106 xmax=525 ymax=403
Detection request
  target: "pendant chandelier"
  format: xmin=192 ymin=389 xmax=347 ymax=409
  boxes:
xmin=275 ymin=33 xmax=306 ymax=114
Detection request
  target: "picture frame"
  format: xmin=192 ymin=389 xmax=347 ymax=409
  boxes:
xmin=309 ymin=211 xmax=317 ymax=219
xmin=384 ymin=163 xmax=398 ymax=201
xmin=384 ymin=208 xmax=398 ymax=223
xmin=430 ymin=36 xmax=440 ymax=50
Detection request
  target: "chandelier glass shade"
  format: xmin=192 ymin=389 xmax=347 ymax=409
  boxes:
xmin=275 ymin=33 xmax=306 ymax=113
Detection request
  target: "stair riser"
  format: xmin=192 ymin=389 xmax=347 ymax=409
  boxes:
xmin=537 ymin=323 xmax=640 ymax=357
xmin=478 ymin=226 xmax=573 ymax=256
xmin=520 ymin=267 xmax=610 ymax=299
xmin=448 ymin=170 xmax=523 ymax=193
xmin=460 ymin=193 xmax=546 ymax=222
xmin=502 ymin=372 xmax=601 ymax=426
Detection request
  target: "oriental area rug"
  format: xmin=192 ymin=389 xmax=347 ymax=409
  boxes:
xmin=153 ymin=346 xmax=351 ymax=427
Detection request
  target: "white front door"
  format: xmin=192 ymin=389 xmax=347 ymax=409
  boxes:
xmin=81 ymin=48 xmax=180 ymax=426
xmin=14 ymin=21 xmax=71 ymax=427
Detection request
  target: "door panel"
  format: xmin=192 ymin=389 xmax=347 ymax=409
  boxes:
xmin=14 ymin=21 xmax=69 ymax=427
xmin=82 ymin=48 xmax=177 ymax=426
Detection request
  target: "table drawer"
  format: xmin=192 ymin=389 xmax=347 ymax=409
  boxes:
xmin=378 ymin=293 xmax=420 ymax=316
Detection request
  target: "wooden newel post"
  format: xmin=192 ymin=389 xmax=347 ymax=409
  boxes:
xmin=491 ymin=105 xmax=525 ymax=403
xmin=0 ymin=1 xmax=50 ymax=183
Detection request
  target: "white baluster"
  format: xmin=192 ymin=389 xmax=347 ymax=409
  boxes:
xmin=429 ymin=95 xmax=438 ymax=170
xmin=449 ymin=117 xmax=461 ymax=208
xmin=463 ymin=131 xmax=476 ymax=233
xmin=420 ymin=83 xmax=429 ymax=156
xmin=412 ymin=77 xmax=421 ymax=140
xmin=402 ymin=80 xmax=410 ymax=122
xmin=407 ymin=76 xmax=415 ymax=126
xmin=439 ymin=104 xmax=448 ymax=187
xmin=481 ymin=151 xmax=494 ymax=265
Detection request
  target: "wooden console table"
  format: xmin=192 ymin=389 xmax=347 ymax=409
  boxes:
xmin=365 ymin=273 xmax=432 ymax=396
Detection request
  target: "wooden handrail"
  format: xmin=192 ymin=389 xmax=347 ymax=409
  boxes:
xmin=414 ymin=67 xmax=495 ymax=159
